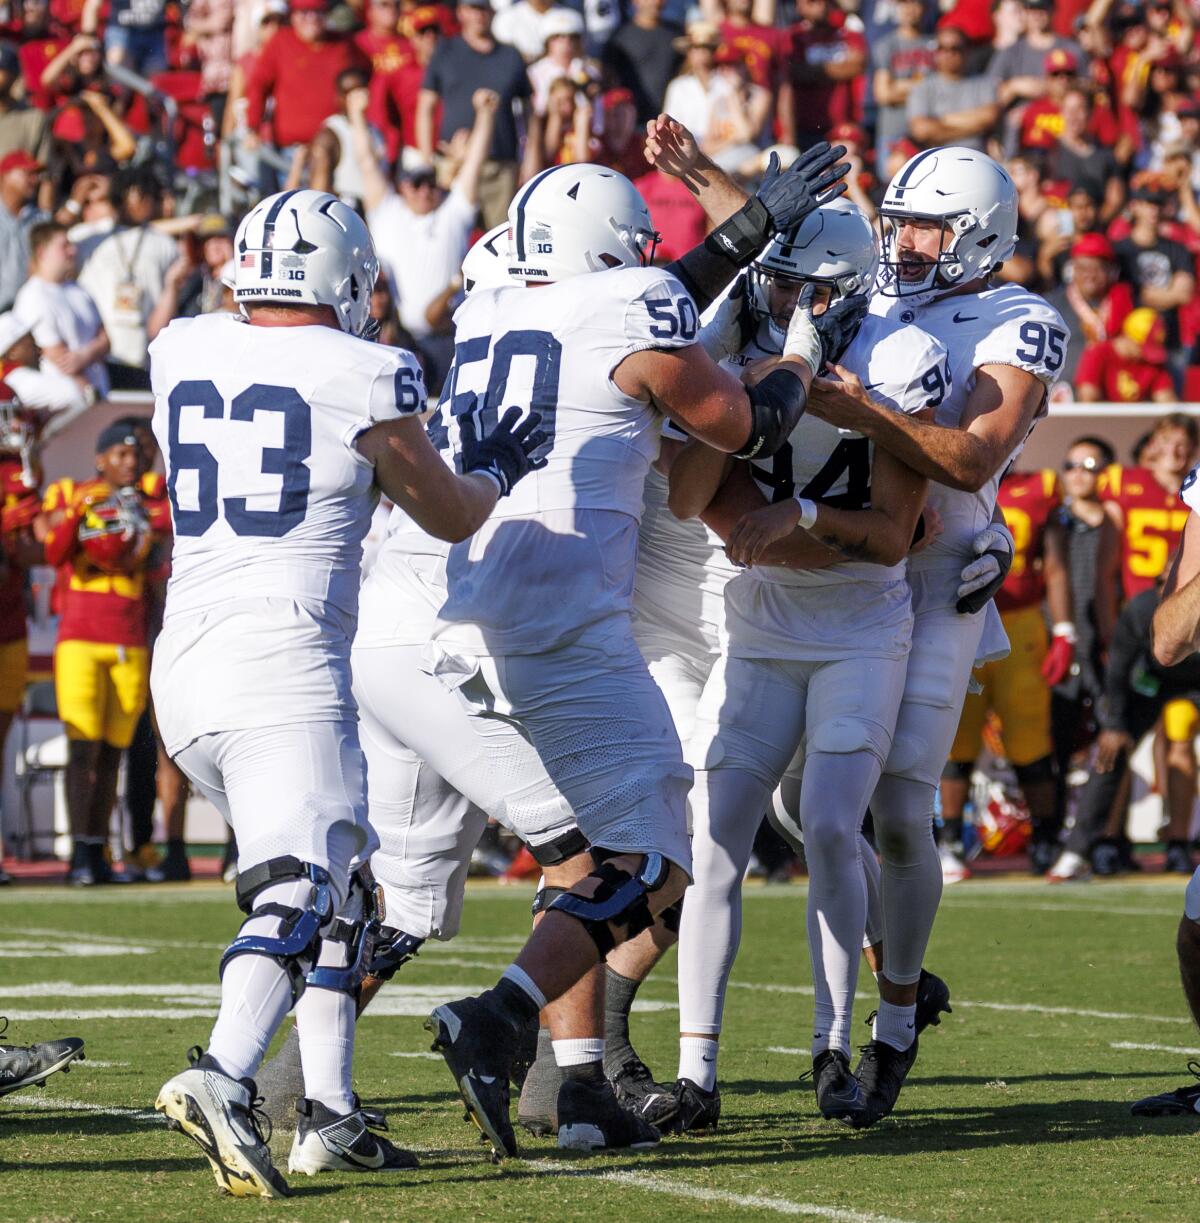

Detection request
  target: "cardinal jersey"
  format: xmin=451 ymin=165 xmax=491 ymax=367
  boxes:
xmin=995 ymin=468 xmax=1061 ymax=613
xmin=147 ymin=312 xmax=423 ymax=752
xmin=725 ymin=310 xmax=948 ymax=662
xmin=1100 ymin=463 xmax=1188 ymax=600
xmin=871 ymin=283 xmax=1069 ymax=612
xmin=429 ymin=265 xmax=699 ymax=656
xmin=0 ymin=458 xmax=36 ymax=644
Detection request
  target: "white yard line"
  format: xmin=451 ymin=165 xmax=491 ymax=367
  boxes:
xmin=1110 ymin=1041 xmax=1200 ymax=1056
xmin=9 ymin=1095 xmax=158 ymax=1123
xmin=389 ymin=1051 xmax=441 ymax=1060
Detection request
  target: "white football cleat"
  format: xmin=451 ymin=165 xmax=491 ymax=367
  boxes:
xmin=155 ymin=1048 xmax=289 ymax=1199
xmin=287 ymin=1097 xmax=419 ymax=1174
xmin=1046 ymin=849 xmax=1091 ymax=883
xmin=938 ymin=843 xmax=971 ymax=884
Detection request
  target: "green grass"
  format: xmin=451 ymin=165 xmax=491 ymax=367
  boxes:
xmin=3 ymin=879 xmax=1200 ymax=1222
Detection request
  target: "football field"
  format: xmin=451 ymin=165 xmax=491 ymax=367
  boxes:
xmin=2 ymin=878 xmax=1199 ymax=1222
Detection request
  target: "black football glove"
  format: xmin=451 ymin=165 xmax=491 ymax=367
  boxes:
xmin=461 ymin=401 xmax=548 ymax=496
xmin=812 ymin=291 xmax=869 ymax=369
xmin=955 ymin=523 xmax=1015 ymax=614
xmin=756 ymin=141 xmax=850 ymax=235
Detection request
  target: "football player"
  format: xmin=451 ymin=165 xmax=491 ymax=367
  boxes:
xmin=662 ymin=198 xmax=946 ymax=1131
xmin=37 ymin=420 xmax=170 ymax=887
xmin=1134 ymin=461 xmax=1200 ymax=1116
xmin=149 ymin=189 xmax=545 ymax=1197
xmin=423 ymin=145 xmax=857 ymax=1161
xmin=803 ymin=145 xmax=1069 ymax=1125
xmin=0 ymin=1018 xmax=84 ymax=1097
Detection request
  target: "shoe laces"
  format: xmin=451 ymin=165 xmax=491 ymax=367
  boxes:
xmin=236 ymin=1083 xmax=273 ymax=1147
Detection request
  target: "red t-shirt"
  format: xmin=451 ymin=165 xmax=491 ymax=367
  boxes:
xmin=245 ymin=29 xmax=370 ymax=148
xmin=996 ymin=469 xmax=1061 ymax=613
xmin=718 ymin=19 xmax=788 ymax=89
xmin=788 ymin=19 xmax=866 ymax=135
xmin=1076 ymin=340 xmax=1174 ymax=404
xmin=636 ymin=170 xmax=707 ymax=265
xmin=355 ymin=29 xmax=416 ymax=162
xmin=19 ymin=37 xmax=69 ymax=111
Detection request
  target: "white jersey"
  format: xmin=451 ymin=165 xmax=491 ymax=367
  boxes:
xmin=431 ymin=265 xmax=699 ymax=655
xmin=725 ymin=311 xmax=948 ymax=661
xmin=148 ymin=312 xmax=425 ymax=750
xmin=871 ymin=282 xmax=1069 ymax=612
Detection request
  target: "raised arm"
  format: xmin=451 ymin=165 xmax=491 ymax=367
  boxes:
xmin=346 ymin=86 xmax=390 ymax=214
xmin=453 ymin=90 xmax=499 ymax=207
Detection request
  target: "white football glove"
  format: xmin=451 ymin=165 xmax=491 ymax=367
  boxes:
xmin=956 ymin=523 xmax=1014 ymax=615
xmin=697 ymin=276 xmax=752 ymax=364
xmin=782 ymin=284 xmax=822 ymax=378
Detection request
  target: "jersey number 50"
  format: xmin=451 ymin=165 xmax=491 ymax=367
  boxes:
xmin=166 ymin=380 xmax=311 ymax=538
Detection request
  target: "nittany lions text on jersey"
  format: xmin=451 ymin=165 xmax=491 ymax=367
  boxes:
xmin=429 ymin=264 xmax=700 ymax=656
xmin=871 ymin=283 xmax=1069 ymax=610
xmin=148 ymin=312 xmax=425 ymax=753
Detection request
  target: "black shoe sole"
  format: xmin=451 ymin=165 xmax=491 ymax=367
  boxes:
xmin=0 ymin=1042 xmax=85 ymax=1097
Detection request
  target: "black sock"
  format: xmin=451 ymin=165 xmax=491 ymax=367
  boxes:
xmin=489 ymin=976 xmax=542 ymax=1030
xmin=563 ymin=1060 xmax=605 ymax=1085
xmin=165 ymin=838 xmax=186 ymax=856
xmin=603 ymin=967 xmax=642 ymax=1074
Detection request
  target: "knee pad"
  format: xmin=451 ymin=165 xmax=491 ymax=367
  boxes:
xmin=546 ymin=852 xmax=668 ymax=958
xmin=941 ymin=759 xmax=974 ymax=783
xmin=528 ymin=826 xmax=590 ymax=868
xmin=659 ymin=896 xmax=684 ymax=935
xmin=1014 ymin=754 xmax=1055 ymax=787
xmin=221 ymin=857 xmax=335 ymax=1002
xmin=530 ymin=882 xmax=569 ymax=918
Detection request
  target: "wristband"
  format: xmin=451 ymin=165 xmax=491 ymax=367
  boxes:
xmin=793 ymin=496 xmax=818 ymax=530
xmin=703 ymin=196 xmax=772 ymax=268
xmin=64 ymin=198 xmax=82 ymax=217
xmin=1051 ymin=621 xmax=1077 ymax=643
xmin=472 ymin=467 xmax=505 ymax=497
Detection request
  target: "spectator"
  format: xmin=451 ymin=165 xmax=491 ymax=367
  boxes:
xmin=310 ymin=66 xmax=387 ymax=210
xmin=0 ymin=149 xmax=44 ymax=314
xmin=183 ymin=0 xmax=235 ymax=133
xmin=0 ymin=42 xmax=48 ymax=164
xmin=1035 ymin=184 xmax=1100 ymax=285
xmin=1044 ymin=232 xmax=1133 ymax=382
xmin=13 ymin=220 xmax=108 ymax=394
xmin=537 ymin=73 xmax=593 ymax=168
xmin=991 ymin=0 xmax=1085 ymax=112
xmin=417 ymin=0 xmax=535 ymax=228
xmin=102 ymin=0 xmax=168 ymax=76
xmin=1014 ymin=48 xmax=1079 ymax=152
xmin=1077 ymin=307 xmax=1177 ymax=404
xmin=77 ymin=166 xmax=178 ymax=389
xmin=0 ymin=310 xmax=90 ymax=421
xmin=870 ymin=0 xmax=934 ymax=166
xmin=36 ymin=419 xmax=170 ymax=887
xmin=59 ymin=152 xmax=118 ymax=265
xmin=1042 ymin=85 xmax=1124 ymax=222
xmin=354 ymin=0 xmax=417 ymax=163
xmin=36 ymin=32 xmax=103 ymax=114
xmin=1114 ymin=180 xmax=1195 ymax=358
xmin=18 ymin=0 xmax=68 ymax=113
xmin=781 ymin=0 xmax=867 ymax=146
xmin=381 ymin=5 xmax=443 ymax=159
xmin=716 ymin=0 xmax=788 ymax=93
xmin=906 ymin=21 xmax=999 ymax=151
xmin=352 ymin=83 xmax=492 ymax=358
xmin=243 ymin=0 xmax=369 ymax=162
xmin=494 ymin=0 xmax=578 ymax=63
xmin=662 ymin=23 xmax=770 ymax=173
xmin=601 ymin=0 xmax=681 ymax=126
xmin=146 ymin=213 xmax=235 ymax=341
xmin=528 ymin=8 xmax=590 ymax=114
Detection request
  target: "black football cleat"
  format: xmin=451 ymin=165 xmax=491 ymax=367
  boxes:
xmin=914 ymin=969 xmax=953 ymax=1035
xmin=288 ymin=1097 xmax=419 ymax=1174
xmin=1130 ymin=1063 xmax=1200 ymax=1116
xmin=852 ymin=1035 xmax=919 ymax=1128
xmin=608 ymin=1053 xmax=674 ymax=1114
xmin=811 ymin=1049 xmax=867 ymax=1125
xmin=426 ymin=996 xmax=518 ymax=1161
xmin=555 ymin=1076 xmax=661 ymax=1153
xmin=646 ymin=1076 xmax=720 ymax=1135
xmin=0 ymin=1018 xmax=85 ymax=1098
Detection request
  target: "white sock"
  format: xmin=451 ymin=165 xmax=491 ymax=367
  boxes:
xmin=678 ymin=1036 xmax=719 ymax=1092
xmin=295 ymin=985 xmax=356 ymax=1115
xmin=811 ymin=999 xmax=851 ymax=1059
xmin=502 ymin=964 xmax=548 ymax=1011
xmin=552 ymin=1037 xmax=604 ymax=1068
xmin=872 ymin=1000 xmax=917 ymax=1052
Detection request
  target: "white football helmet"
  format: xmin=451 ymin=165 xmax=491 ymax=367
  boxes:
xmin=750 ymin=198 xmax=877 ymax=329
xmin=878 ymin=146 xmax=1017 ymax=304
xmin=506 ymin=164 xmax=659 ymax=283
xmin=233 ymin=188 xmax=379 ymax=337
xmin=461 ymin=223 xmax=515 ymax=295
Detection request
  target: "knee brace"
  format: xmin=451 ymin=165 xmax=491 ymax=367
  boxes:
xmin=659 ymin=896 xmax=684 ymax=935
xmin=364 ymin=925 xmax=424 ymax=982
xmin=307 ymin=865 xmax=378 ymax=996
xmin=221 ymin=857 xmax=335 ymax=1002
xmin=528 ymin=826 xmax=590 ymax=867
xmin=941 ymin=759 xmax=974 ymax=783
xmin=530 ymin=882 xmax=569 ymax=918
xmin=1014 ymin=754 xmax=1055 ymax=787
xmin=545 ymin=852 xmax=668 ymax=958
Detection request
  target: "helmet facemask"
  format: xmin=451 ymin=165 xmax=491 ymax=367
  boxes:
xmin=878 ymin=206 xmax=1006 ymax=302
xmin=750 ymin=265 xmax=838 ymax=333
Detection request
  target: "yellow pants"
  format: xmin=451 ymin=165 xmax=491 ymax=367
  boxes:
xmin=54 ymin=639 xmax=149 ymax=748
xmin=950 ymin=604 xmax=1051 ymax=767
xmin=0 ymin=637 xmax=27 ymax=714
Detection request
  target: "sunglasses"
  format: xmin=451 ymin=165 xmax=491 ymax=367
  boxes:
xmin=1062 ymin=457 xmax=1102 ymax=472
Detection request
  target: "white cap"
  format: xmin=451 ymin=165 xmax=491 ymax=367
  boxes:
xmin=541 ymin=8 xmax=584 ymax=39
xmin=0 ymin=311 xmax=32 ymax=356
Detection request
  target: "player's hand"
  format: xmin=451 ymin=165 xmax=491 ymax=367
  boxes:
xmin=781 ymin=281 xmax=822 ymax=376
xmin=643 ymin=114 xmax=701 ymax=178
xmin=955 ymin=522 xmax=1014 ymax=615
xmin=909 ymin=504 xmax=942 ymax=555
xmin=811 ymin=292 xmax=868 ymax=368
xmin=1094 ymin=728 xmax=1132 ymax=774
xmin=1040 ymin=625 xmax=1075 ymax=686
xmin=726 ymin=498 xmax=803 ymax=567
xmin=755 ymin=141 xmax=849 ymax=235
xmin=698 ymin=275 xmax=755 ymax=363
xmin=461 ymin=401 xmax=549 ymax=496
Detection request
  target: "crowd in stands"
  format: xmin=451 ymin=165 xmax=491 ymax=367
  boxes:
xmin=0 ymin=0 xmax=1194 ymax=882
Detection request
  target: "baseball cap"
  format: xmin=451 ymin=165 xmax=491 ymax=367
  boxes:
xmin=0 ymin=311 xmax=31 ymax=356
xmin=1044 ymin=48 xmax=1078 ymax=73
xmin=1070 ymin=232 xmax=1116 ymax=262
xmin=95 ymin=420 xmax=140 ymax=454
xmin=1123 ymin=307 xmax=1168 ymax=364
xmin=458 ymin=0 xmax=492 ymax=9
xmin=1131 ymin=183 xmax=1171 ymax=204
xmin=541 ymin=8 xmax=584 ymax=39
xmin=408 ymin=4 xmax=444 ymax=30
xmin=0 ymin=149 xmax=42 ymax=175
xmin=828 ymin=121 xmax=867 ymax=148
xmin=195 ymin=213 xmax=233 ymax=239
xmin=674 ymin=20 xmax=722 ymax=51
